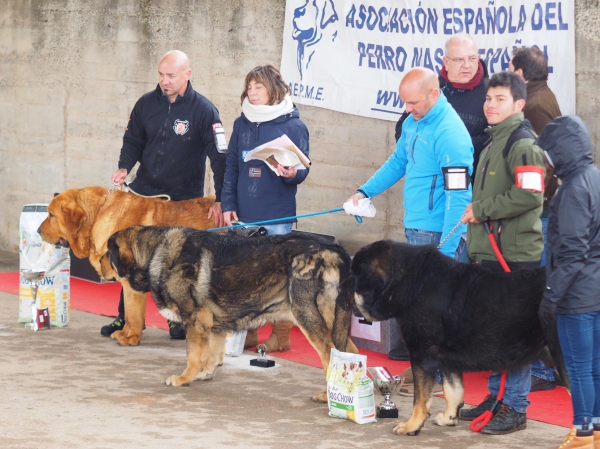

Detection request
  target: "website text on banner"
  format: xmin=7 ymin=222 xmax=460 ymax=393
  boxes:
xmin=281 ymin=0 xmax=574 ymax=121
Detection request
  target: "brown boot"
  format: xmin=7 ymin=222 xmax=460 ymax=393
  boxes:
xmin=558 ymin=427 xmax=594 ymax=449
xmin=262 ymin=320 xmax=293 ymax=352
xmin=244 ymin=329 xmax=259 ymax=348
xmin=594 ymin=424 xmax=600 ymax=449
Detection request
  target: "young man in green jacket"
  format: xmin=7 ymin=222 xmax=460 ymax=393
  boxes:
xmin=459 ymin=71 xmax=546 ymax=435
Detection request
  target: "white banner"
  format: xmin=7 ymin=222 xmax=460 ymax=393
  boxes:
xmin=281 ymin=0 xmax=575 ymax=121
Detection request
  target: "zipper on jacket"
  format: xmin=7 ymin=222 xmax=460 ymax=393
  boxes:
xmin=497 ymin=219 xmax=503 ymax=254
xmin=410 ymin=134 xmax=418 ymax=162
xmin=429 ymin=175 xmax=437 ymax=210
xmin=155 ymin=102 xmax=172 ymax=178
xmin=480 ymin=158 xmax=491 ymax=190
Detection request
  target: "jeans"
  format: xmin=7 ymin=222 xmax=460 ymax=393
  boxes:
xmin=404 ymin=228 xmax=469 ymax=263
xmin=488 ymin=366 xmax=531 ymax=414
xmin=532 ymin=217 xmax=556 ymax=381
xmin=403 ymin=228 xmax=469 ymax=384
xmin=262 ymin=223 xmax=292 ymax=236
xmin=482 ymin=258 xmax=536 ymax=413
xmin=557 ymin=312 xmax=600 ymax=426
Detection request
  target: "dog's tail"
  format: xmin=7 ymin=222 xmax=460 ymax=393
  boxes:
xmin=545 ymin=322 xmax=571 ymax=392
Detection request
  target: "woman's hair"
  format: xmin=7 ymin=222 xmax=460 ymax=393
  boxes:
xmin=241 ymin=65 xmax=290 ymax=105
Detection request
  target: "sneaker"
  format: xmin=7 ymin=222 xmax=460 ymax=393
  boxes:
xmin=530 ymin=375 xmax=556 ymax=392
xmin=100 ymin=317 xmax=124 ymax=337
xmin=459 ymin=394 xmax=500 ymax=421
xmin=388 ymin=347 xmax=410 ymax=361
xmin=169 ymin=320 xmax=186 ymax=340
xmin=399 ymin=382 xmax=444 ymax=397
xmin=480 ymin=404 xmax=527 ymax=435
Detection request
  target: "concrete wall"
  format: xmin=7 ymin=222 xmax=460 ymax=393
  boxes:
xmin=0 ymin=0 xmax=598 ymax=255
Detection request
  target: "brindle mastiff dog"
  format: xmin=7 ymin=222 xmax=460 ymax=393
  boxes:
xmin=101 ymin=225 xmax=358 ymax=401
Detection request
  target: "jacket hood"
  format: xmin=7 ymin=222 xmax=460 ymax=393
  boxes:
xmin=535 ymin=116 xmax=593 ymax=178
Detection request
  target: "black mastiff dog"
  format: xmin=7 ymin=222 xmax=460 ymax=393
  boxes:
xmin=100 ymin=225 xmax=357 ymax=401
xmin=351 ymin=240 xmax=569 ymax=436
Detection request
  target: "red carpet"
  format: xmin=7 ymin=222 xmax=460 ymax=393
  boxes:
xmin=1 ymin=272 xmax=571 ymax=427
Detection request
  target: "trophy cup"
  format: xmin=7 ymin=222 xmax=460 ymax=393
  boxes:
xmin=250 ymin=343 xmax=275 ymax=368
xmin=21 ymin=269 xmax=51 ymax=331
xmin=373 ymin=376 xmax=404 ymax=418
xmin=368 ymin=367 xmax=404 ymax=418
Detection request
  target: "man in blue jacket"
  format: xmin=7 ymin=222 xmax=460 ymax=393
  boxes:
xmin=348 ymin=67 xmax=473 ymax=259
xmin=101 ymin=50 xmax=227 ymax=340
xmin=348 ymin=67 xmax=473 ymax=390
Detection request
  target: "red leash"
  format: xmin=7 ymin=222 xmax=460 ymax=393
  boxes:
xmin=470 ymin=220 xmax=510 ymax=433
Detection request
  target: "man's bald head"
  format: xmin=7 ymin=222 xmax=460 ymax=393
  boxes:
xmin=158 ymin=50 xmax=192 ymax=103
xmin=399 ymin=68 xmax=440 ymax=121
xmin=401 ymin=67 xmax=439 ymax=95
xmin=159 ymin=50 xmax=190 ymax=71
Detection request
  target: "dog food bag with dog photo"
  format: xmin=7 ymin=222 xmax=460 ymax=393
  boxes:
xmin=18 ymin=204 xmax=71 ymax=327
xmin=326 ymin=348 xmax=376 ymax=424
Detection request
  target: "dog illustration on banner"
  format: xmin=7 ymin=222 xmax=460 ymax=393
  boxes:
xmin=292 ymin=0 xmax=339 ymax=79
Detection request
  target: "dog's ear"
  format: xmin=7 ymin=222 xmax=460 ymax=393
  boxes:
xmin=118 ymin=245 xmax=136 ymax=279
xmin=320 ymin=0 xmax=338 ymax=28
xmin=107 ymin=233 xmax=136 ymax=279
xmin=61 ymin=201 xmax=86 ymax=234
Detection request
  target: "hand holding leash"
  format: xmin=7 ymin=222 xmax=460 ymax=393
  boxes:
xmin=111 ymin=168 xmax=128 ymax=186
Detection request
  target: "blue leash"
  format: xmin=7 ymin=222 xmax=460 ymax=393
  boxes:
xmin=208 ymin=207 xmax=362 ymax=232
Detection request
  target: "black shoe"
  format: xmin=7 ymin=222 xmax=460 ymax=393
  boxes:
xmin=169 ymin=320 xmax=186 ymax=340
xmin=388 ymin=347 xmax=410 ymax=361
xmin=480 ymin=404 xmax=527 ymax=435
xmin=100 ymin=317 xmax=124 ymax=337
xmin=459 ymin=394 xmax=501 ymax=421
xmin=530 ymin=375 xmax=556 ymax=392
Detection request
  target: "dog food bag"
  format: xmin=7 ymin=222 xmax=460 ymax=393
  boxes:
xmin=18 ymin=204 xmax=71 ymax=327
xmin=326 ymin=348 xmax=376 ymax=424
xmin=225 ymin=330 xmax=247 ymax=357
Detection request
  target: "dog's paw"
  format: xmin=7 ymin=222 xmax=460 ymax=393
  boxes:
xmin=110 ymin=330 xmax=141 ymax=346
xmin=311 ymin=391 xmax=327 ymax=403
xmin=165 ymin=375 xmax=191 ymax=387
xmin=115 ymin=335 xmax=141 ymax=346
xmin=195 ymin=371 xmax=214 ymax=381
xmin=392 ymin=421 xmax=421 ymax=436
xmin=433 ymin=412 xmax=458 ymax=427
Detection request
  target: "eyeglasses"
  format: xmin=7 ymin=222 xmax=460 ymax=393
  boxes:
xmin=446 ymin=55 xmax=479 ymax=65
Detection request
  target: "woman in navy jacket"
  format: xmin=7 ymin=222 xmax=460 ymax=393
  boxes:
xmin=221 ymin=65 xmax=310 ymax=353
xmin=537 ymin=116 xmax=600 ymax=448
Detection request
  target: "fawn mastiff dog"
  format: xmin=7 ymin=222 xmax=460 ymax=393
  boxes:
xmin=38 ymin=186 xmax=216 ymax=346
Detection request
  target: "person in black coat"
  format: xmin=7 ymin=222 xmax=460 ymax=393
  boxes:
xmin=101 ymin=50 xmax=227 ymax=340
xmin=536 ymin=116 xmax=600 ymax=448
